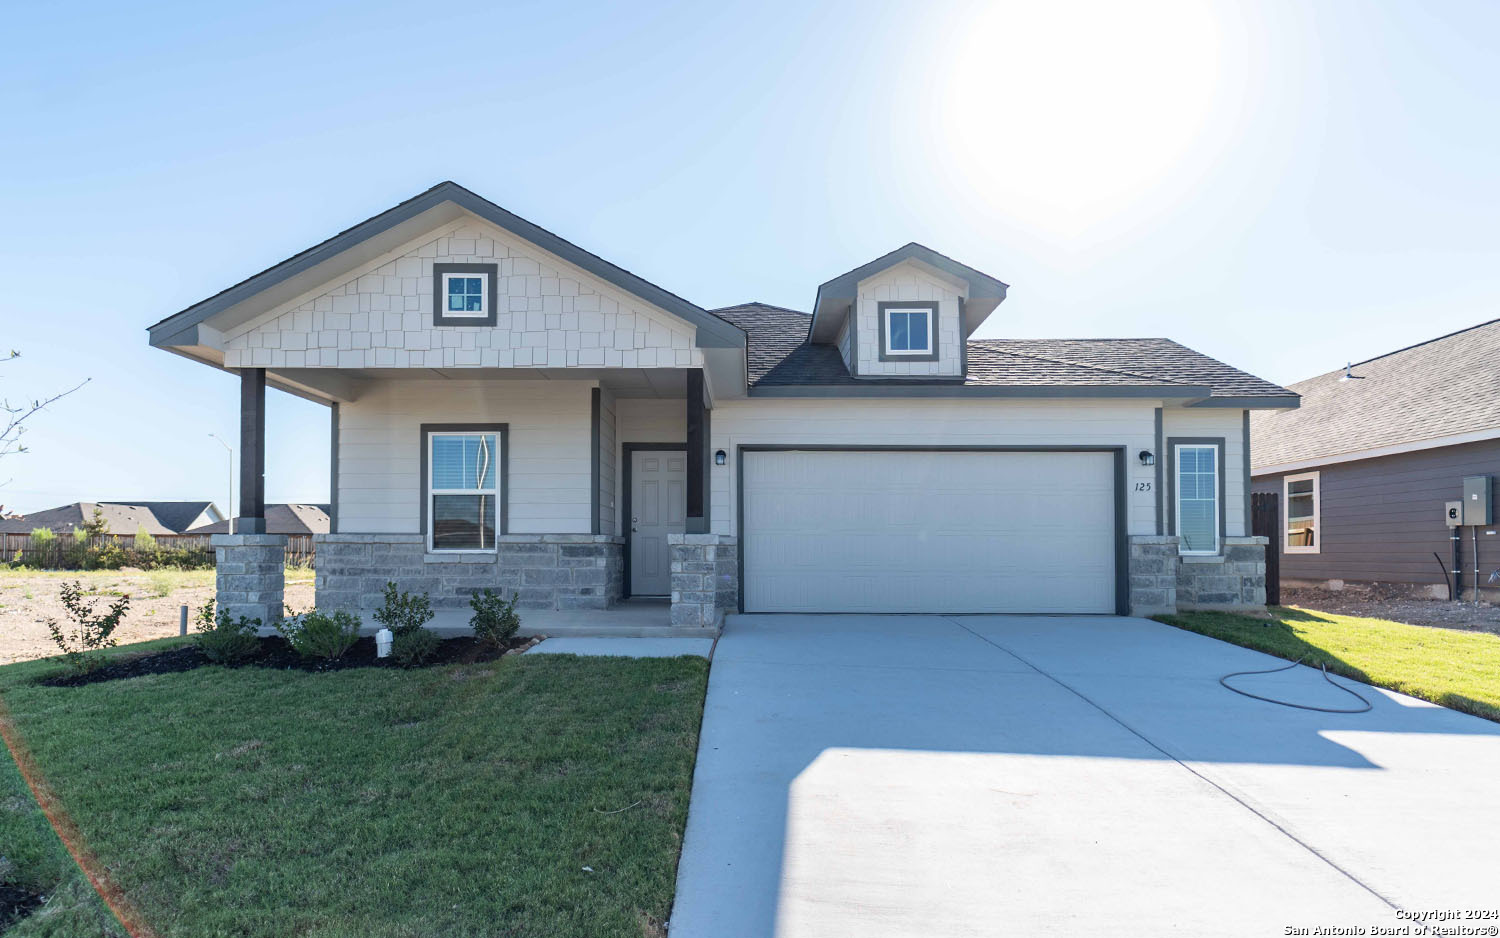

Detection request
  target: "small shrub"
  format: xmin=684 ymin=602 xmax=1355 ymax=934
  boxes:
xmin=80 ymin=507 xmax=109 ymax=539
xmin=134 ymin=525 xmax=156 ymax=551
xmin=277 ymin=609 xmax=361 ymax=661
xmin=193 ymin=599 xmax=261 ymax=665
xmin=29 ymin=527 xmax=55 ymax=545
xmin=470 ymin=588 xmax=521 ymax=648
xmin=45 ymin=580 xmax=130 ymax=674
xmin=372 ymin=581 xmax=433 ymax=636
xmin=72 ymin=528 xmax=87 ymax=544
xmin=391 ymin=627 xmax=442 ymax=667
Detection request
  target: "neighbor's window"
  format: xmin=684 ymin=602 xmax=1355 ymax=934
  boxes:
xmin=1284 ymin=471 xmax=1319 ymax=554
xmin=429 ymin=432 xmax=498 ymax=550
xmin=884 ymin=306 xmax=932 ymax=355
xmin=1175 ymin=444 xmax=1219 ymax=554
xmin=442 ymin=272 xmax=487 ymax=317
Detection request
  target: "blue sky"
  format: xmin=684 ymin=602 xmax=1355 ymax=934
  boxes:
xmin=2 ymin=0 xmax=1497 ymax=514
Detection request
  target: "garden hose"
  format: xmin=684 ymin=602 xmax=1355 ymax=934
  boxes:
xmin=1219 ymin=656 xmax=1373 ymax=714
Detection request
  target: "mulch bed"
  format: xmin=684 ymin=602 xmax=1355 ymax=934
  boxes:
xmin=40 ymin=634 xmax=543 ymax=688
xmin=0 ymin=883 xmax=44 ymax=931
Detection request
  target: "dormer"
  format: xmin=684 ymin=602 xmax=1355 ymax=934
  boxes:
xmin=809 ymin=243 xmax=1008 ymax=379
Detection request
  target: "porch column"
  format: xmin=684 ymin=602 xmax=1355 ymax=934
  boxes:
xmin=238 ymin=367 xmax=266 ymax=535
xmin=685 ymin=368 xmax=709 ymax=534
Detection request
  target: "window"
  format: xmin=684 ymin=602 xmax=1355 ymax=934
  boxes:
xmin=1175 ymin=443 xmax=1219 ymax=554
xmin=884 ymin=307 xmax=931 ymax=355
xmin=443 ymin=274 xmax=486 ymax=316
xmin=431 ymin=263 xmax=498 ymax=326
xmin=1284 ymin=471 xmax=1319 ymax=553
xmin=428 ymin=432 xmax=499 ymax=550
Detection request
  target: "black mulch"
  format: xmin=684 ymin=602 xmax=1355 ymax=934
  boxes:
xmin=0 ymin=883 xmax=44 ymax=931
xmin=39 ymin=635 xmax=537 ymax=689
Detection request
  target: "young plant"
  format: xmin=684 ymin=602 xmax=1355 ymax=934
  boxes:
xmin=277 ymin=609 xmax=362 ymax=661
xmin=371 ymin=581 xmax=434 ymax=635
xmin=391 ymin=627 xmax=442 ymax=667
xmin=192 ymin=598 xmax=261 ymax=665
xmin=469 ymin=588 xmax=521 ymax=648
xmin=45 ymin=580 xmax=130 ymax=674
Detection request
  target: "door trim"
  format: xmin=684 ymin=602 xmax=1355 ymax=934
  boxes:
xmin=622 ymin=442 xmax=687 ymax=599
xmin=735 ymin=445 xmax=1129 ymax=615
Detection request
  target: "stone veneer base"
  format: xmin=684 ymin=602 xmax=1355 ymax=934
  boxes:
xmin=212 ymin=534 xmax=288 ymax=626
xmin=668 ymin=534 xmax=739 ymax=628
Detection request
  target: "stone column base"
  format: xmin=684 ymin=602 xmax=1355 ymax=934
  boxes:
xmin=669 ymin=534 xmax=738 ymax=629
xmin=1128 ymin=535 xmax=1180 ymax=617
xmin=211 ymin=534 xmax=287 ymax=626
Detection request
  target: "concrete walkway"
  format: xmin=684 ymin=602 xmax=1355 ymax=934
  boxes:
xmin=669 ymin=614 xmax=1500 ymax=937
xmin=523 ymin=636 xmax=715 ymax=658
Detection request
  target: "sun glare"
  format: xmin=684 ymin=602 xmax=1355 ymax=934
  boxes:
xmin=938 ymin=0 xmax=1227 ymax=239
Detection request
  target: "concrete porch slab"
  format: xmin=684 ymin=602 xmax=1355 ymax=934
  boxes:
xmin=524 ymin=637 xmax=715 ymax=658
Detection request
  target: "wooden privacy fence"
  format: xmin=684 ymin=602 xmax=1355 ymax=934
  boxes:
xmin=1250 ymin=492 xmax=1281 ymax=605
xmin=0 ymin=533 xmax=316 ymax=567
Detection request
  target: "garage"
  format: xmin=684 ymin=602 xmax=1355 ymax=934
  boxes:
xmin=740 ymin=449 xmax=1120 ymax=614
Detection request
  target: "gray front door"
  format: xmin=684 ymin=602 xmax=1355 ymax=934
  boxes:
xmin=631 ymin=449 xmax=686 ymax=595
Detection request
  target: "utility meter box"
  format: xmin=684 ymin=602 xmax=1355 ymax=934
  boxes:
xmin=1462 ymin=475 xmax=1493 ymax=526
xmin=1445 ymin=501 xmax=1463 ymax=527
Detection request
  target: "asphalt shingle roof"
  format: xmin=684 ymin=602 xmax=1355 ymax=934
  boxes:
xmin=0 ymin=502 xmax=214 ymax=536
xmin=711 ymin=303 xmax=1292 ymax=399
xmin=1250 ymin=318 xmax=1500 ymax=470
xmin=186 ymin=504 xmax=330 ymax=536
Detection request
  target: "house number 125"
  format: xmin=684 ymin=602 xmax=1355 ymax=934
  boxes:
xmin=1134 ymin=482 xmax=1152 ymax=492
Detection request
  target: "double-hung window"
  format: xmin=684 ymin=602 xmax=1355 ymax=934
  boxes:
xmin=1175 ymin=443 xmax=1220 ymax=555
xmin=428 ymin=432 xmax=499 ymax=551
xmin=879 ymin=301 xmax=937 ymax=359
xmin=1284 ymin=471 xmax=1319 ymax=553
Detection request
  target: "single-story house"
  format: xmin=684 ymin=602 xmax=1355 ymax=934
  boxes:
xmin=0 ymin=501 xmax=224 ymax=536
xmin=1251 ymin=319 xmax=1499 ymax=602
xmin=147 ymin=182 xmax=1297 ymax=630
xmin=185 ymin=503 xmax=331 ymax=536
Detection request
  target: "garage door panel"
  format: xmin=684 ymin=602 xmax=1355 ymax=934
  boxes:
xmin=742 ymin=450 xmax=1116 ymax=614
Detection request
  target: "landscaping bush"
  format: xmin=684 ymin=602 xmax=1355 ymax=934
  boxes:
xmin=45 ymin=580 xmax=131 ymax=674
xmin=29 ymin=527 xmax=55 ymax=546
xmin=470 ymin=588 xmax=521 ymax=648
xmin=372 ymin=582 xmax=434 ymax=635
xmin=277 ymin=610 xmax=362 ymax=661
xmin=192 ymin=599 xmax=261 ymax=665
xmin=390 ymin=627 xmax=442 ymax=667
xmin=134 ymin=525 xmax=156 ymax=551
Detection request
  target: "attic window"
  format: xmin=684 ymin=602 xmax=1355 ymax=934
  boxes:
xmin=878 ymin=301 xmax=939 ymax=361
xmin=432 ymin=263 xmax=498 ymax=327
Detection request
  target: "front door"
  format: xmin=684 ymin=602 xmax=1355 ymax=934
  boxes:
xmin=630 ymin=449 xmax=686 ymax=596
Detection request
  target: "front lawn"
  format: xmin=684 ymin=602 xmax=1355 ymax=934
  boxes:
xmin=1155 ymin=607 xmax=1500 ymax=722
xmin=0 ymin=641 xmax=708 ymax=937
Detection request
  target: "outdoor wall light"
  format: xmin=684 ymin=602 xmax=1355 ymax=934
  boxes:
xmin=714 ymin=449 xmax=727 ymax=466
xmin=1138 ymin=450 xmax=1155 ymax=467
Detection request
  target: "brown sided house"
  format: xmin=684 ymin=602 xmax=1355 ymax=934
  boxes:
xmin=1250 ymin=319 xmax=1500 ymax=602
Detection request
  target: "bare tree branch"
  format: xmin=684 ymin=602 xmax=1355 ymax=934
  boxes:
xmin=1 ymin=349 xmax=90 ymax=462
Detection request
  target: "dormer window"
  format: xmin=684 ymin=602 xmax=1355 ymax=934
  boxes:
xmin=432 ymin=263 xmax=498 ymax=326
xmin=878 ymin=301 xmax=939 ymax=361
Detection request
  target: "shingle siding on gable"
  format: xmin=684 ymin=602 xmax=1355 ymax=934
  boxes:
xmin=222 ymin=219 xmax=703 ymax=371
xmin=854 ymin=264 xmax=964 ymax=377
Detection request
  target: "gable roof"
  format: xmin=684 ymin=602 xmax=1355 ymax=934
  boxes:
xmin=0 ymin=501 xmax=218 ymax=536
xmin=1251 ymin=317 xmax=1500 ymax=471
xmin=186 ymin=504 xmax=329 ymax=536
xmin=808 ymin=243 xmax=1009 ymax=343
xmin=712 ymin=303 xmax=1295 ymax=402
xmin=148 ymin=181 xmax=745 ymax=351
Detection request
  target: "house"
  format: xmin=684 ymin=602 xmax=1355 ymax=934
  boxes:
xmin=0 ymin=501 xmax=224 ymax=536
xmin=147 ymin=182 xmax=1297 ymax=630
xmin=185 ymin=503 xmax=331 ymax=536
xmin=1251 ymin=319 xmax=1500 ymax=602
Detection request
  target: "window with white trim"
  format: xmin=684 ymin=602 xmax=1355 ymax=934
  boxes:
xmin=1284 ymin=471 xmax=1319 ymax=553
xmin=884 ymin=306 xmax=932 ymax=355
xmin=441 ymin=272 xmax=488 ymax=318
xmin=428 ymin=432 xmax=498 ymax=550
xmin=1175 ymin=443 xmax=1219 ymax=554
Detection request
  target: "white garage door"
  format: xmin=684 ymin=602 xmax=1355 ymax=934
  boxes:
xmin=742 ymin=450 xmax=1117 ymax=614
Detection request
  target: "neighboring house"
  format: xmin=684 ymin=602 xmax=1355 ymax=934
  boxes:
xmin=0 ymin=501 xmax=224 ymax=536
xmin=147 ymin=182 xmax=1297 ymax=629
xmin=185 ymin=503 xmax=331 ymax=536
xmin=1251 ymin=319 xmax=1500 ymax=602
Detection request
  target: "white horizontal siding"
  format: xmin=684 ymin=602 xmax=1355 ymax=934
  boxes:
xmin=337 ymin=379 xmax=592 ymax=535
xmin=709 ymin=397 xmax=1160 ymax=536
xmin=1163 ymin=407 xmax=1249 ymax=538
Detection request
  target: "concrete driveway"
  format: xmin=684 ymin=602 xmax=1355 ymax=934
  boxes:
xmin=669 ymin=615 xmax=1500 ymax=937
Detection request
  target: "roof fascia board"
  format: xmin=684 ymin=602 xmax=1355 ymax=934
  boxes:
xmin=1185 ymin=395 xmax=1302 ymax=409
xmin=1252 ymin=425 xmax=1500 ymax=476
xmin=748 ymin=384 xmax=1211 ymax=399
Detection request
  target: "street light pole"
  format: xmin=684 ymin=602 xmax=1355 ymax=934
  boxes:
xmin=209 ymin=433 xmax=234 ymax=534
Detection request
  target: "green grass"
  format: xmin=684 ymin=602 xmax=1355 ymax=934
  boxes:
xmin=0 ymin=641 xmax=709 ymax=937
xmin=1155 ymin=607 xmax=1500 ymax=722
